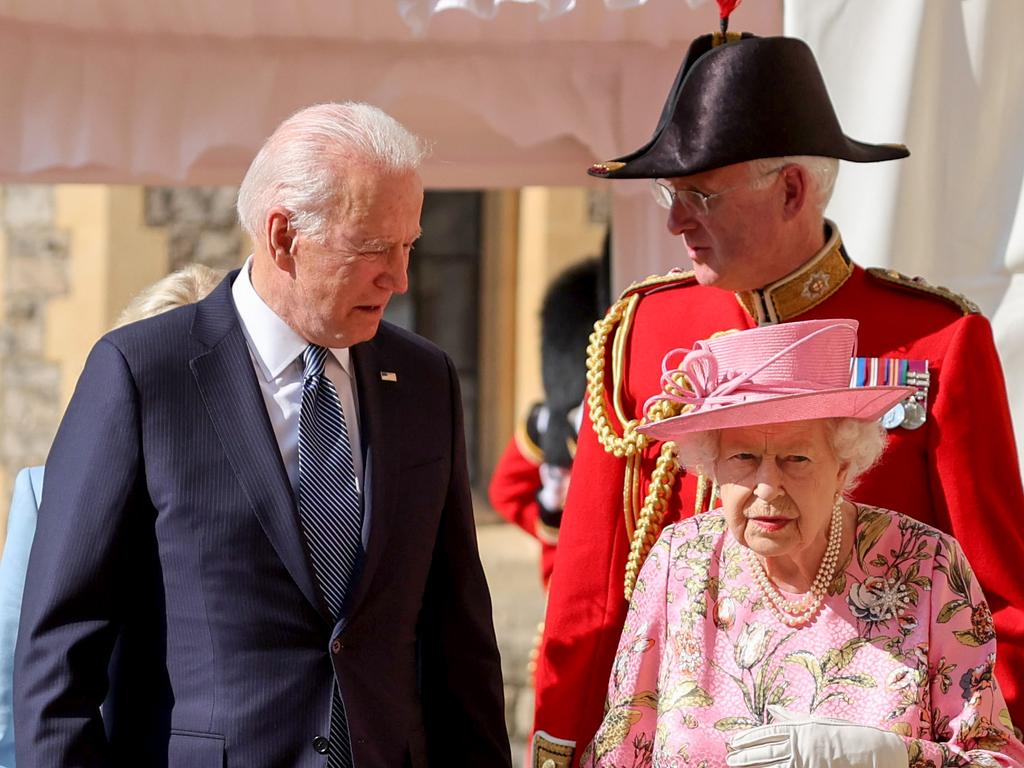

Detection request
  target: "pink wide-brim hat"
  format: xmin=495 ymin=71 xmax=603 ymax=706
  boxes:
xmin=636 ymin=319 xmax=913 ymax=441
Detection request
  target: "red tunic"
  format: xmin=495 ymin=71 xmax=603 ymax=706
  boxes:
xmin=532 ymin=230 xmax=1024 ymax=767
xmin=488 ymin=433 xmax=558 ymax=588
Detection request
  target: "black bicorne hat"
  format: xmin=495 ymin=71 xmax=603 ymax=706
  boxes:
xmin=589 ymin=33 xmax=909 ymax=180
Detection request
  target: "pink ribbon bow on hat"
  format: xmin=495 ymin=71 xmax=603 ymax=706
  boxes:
xmin=643 ymin=324 xmax=856 ymax=419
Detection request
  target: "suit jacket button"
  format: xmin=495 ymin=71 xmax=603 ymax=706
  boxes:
xmin=313 ymin=735 xmax=330 ymax=754
xmin=331 ymin=639 xmax=342 ymax=654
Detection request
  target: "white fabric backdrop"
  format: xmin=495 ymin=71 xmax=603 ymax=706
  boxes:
xmin=788 ymin=0 xmax=1024 ymax=469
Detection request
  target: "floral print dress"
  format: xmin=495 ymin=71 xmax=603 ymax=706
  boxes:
xmin=584 ymin=505 xmax=1024 ymax=768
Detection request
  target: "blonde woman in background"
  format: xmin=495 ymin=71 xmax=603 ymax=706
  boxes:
xmin=113 ymin=263 xmax=225 ymax=327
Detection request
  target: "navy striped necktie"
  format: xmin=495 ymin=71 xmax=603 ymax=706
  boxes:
xmin=297 ymin=344 xmax=360 ymax=768
xmin=298 ymin=344 xmax=362 ymax=616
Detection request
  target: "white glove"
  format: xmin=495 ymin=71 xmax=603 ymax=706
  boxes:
xmin=537 ymin=463 xmax=571 ymax=512
xmin=726 ymin=707 xmax=908 ymax=768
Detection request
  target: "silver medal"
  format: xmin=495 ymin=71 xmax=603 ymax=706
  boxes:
xmin=900 ymin=399 xmax=926 ymax=430
xmin=880 ymin=402 xmax=906 ymax=430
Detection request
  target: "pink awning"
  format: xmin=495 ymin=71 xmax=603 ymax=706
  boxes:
xmin=0 ymin=0 xmax=782 ymax=187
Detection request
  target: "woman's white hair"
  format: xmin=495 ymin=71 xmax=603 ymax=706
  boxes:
xmin=750 ymin=155 xmax=840 ymax=213
xmin=114 ymin=263 xmax=226 ymax=329
xmin=674 ymin=417 xmax=886 ymax=493
xmin=236 ymin=102 xmax=430 ymax=245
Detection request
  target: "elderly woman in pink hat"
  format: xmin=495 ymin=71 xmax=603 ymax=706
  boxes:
xmin=583 ymin=319 xmax=1024 ymax=768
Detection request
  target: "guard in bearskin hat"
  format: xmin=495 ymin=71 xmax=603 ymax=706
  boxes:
xmin=531 ymin=5 xmax=1024 ymax=767
xmin=489 ymin=249 xmax=609 ymax=589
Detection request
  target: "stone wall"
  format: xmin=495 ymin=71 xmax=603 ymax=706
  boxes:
xmin=144 ymin=186 xmax=246 ymax=271
xmin=0 ymin=186 xmax=69 ymax=515
xmin=0 ymin=185 xmax=247 ymax=536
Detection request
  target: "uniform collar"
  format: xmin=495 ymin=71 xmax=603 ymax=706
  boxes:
xmin=232 ymin=256 xmax=352 ymax=381
xmin=735 ymin=220 xmax=853 ymax=325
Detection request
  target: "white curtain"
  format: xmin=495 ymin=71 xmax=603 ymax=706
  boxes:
xmin=787 ymin=0 xmax=1024 ymax=470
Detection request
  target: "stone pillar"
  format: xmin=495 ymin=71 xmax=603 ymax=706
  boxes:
xmin=45 ymin=186 xmax=171 ymax=412
xmin=514 ymin=187 xmax=609 ymax=423
xmin=479 ymin=191 xmax=520 ymax=494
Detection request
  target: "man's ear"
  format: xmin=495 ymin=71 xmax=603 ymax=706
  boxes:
xmin=265 ymin=207 xmax=297 ymax=270
xmin=779 ymin=164 xmax=810 ymax=220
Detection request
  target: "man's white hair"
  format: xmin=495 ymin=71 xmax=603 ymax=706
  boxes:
xmin=750 ymin=155 xmax=840 ymax=213
xmin=236 ymin=102 xmax=429 ymax=245
xmin=674 ymin=416 xmax=886 ymax=494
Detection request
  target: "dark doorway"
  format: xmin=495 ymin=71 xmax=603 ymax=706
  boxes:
xmin=384 ymin=191 xmax=483 ymax=483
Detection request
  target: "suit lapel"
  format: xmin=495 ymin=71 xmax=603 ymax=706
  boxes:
xmin=345 ymin=333 xmax=401 ymax=620
xmin=189 ymin=274 xmax=330 ymax=624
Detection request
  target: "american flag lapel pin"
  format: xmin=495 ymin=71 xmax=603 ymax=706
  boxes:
xmin=380 ymin=371 xmax=398 ymax=382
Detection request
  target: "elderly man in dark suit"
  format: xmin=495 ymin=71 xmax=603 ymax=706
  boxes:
xmin=14 ymin=102 xmax=512 ymax=768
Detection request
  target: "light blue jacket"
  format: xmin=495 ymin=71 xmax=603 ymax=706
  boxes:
xmin=0 ymin=466 xmax=43 ymax=768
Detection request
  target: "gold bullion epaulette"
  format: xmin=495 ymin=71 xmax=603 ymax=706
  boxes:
xmin=867 ymin=268 xmax=979 ymax=316
xmin=618 ymin=269 xmax=697 ymax=301
xmin=587 ymin=270 xmax=698 ymax=456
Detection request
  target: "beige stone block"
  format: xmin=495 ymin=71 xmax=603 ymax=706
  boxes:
xmin=193 ymin=229 xmax=244 ymax=270
xmin=3 ymin=185 xmax=54 ymax=228
xmin=167 ymin=225 xmax=200 ymax=270
xmin=1 ymin=298 xmax=45 ymax=355
xmin=6 ymin=231 xmax=70 ymax=298
xmin=207 ymin=187 xmax=241 ymax=229
xmin=3 ymin=358 xmax=60 ymax=391
xmin=1 ymin=394 xmax=58 ymax=464
xmin=169 ymin=188 xmax=213 ymax=225
xmin=144 ymin=188 xmax=174 ymax=226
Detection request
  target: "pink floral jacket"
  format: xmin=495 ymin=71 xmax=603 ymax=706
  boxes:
xmin=584 ymin=505 xmax=1024 ymax=768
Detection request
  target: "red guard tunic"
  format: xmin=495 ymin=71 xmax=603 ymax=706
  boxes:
xmin=489 ymin=428 xmax=559 ymax=588
xmin=532 ymin=224 xmax=1024 ymax=768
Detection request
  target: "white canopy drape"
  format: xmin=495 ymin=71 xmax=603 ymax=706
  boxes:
xmin=0 ymin=0 xmax=779 ymax=187
xmin=790 ymin=0 xmax=1024 ymax=467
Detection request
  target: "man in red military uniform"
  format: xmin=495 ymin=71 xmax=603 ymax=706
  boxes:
xmin=531 ymin=26 xmax=1024 ymax=768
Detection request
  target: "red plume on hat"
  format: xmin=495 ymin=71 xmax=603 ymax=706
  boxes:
xmin=718 ymin=0 xmax=742 ymax=35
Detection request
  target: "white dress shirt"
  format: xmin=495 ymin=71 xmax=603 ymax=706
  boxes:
xmin=231 ymin=258 xmax=369 ymax=546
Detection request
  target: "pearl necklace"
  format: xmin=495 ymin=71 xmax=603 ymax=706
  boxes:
xmin=745 ymin=496 xmax=844 ymax=627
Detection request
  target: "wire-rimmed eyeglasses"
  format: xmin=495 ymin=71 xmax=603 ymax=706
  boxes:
xmin=651 ymin=166 xmax=786 ymax=215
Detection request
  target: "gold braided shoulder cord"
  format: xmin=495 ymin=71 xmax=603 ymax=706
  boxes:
xmin=587 ymin=295 xmax=647 ymax=543
xmin=586 ymin=295 xmax=642 ymax=458
xmin=585 ymin=301 xmax=688 ymax=601
xmin=623 ymin=399 xmax=688 ymax=602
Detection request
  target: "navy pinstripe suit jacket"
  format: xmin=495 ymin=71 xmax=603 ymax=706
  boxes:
xmin=14 ymin=272 xmax=511 ymax=767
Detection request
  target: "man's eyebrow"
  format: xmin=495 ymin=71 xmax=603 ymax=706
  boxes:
xmin=353 ymin=229 xmax=423 ymax=249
